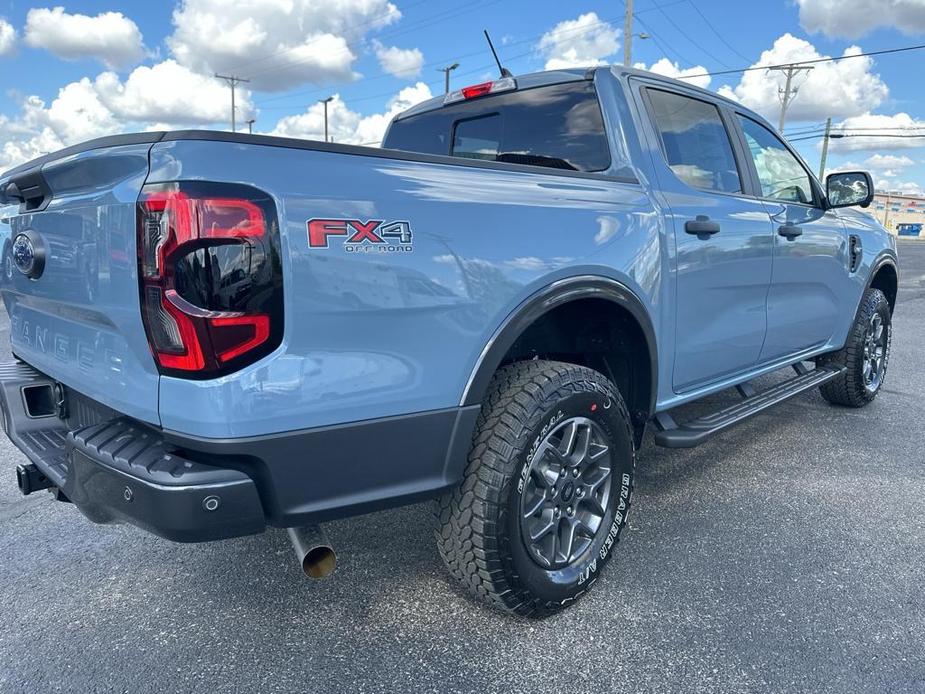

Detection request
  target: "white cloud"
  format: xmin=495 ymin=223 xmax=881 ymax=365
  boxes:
xmin=538 ymin=12 xmax=619 ymax=70
xmin=168 ymin=0 xmax=400 ymax=91
xmin=797 ymin=0 xmax=925 ymax=38
xmin=0 ymin=57 xmax=257 ymax=172
xmin=0 ymin=19 xmax=16 ymax=56
xmin=373 ymin=41 xmax=423 ymax=78
xmin=872 ymin=177 xmax=922 ymax=194
xmin=43 ymin=78 xmax=121 ymax=143
xmin=95 ymin=59 xmax=252 ymax=125
xmin=0 ymin=79 xmax=121 ymax=171
xmin=717 ymin=34 xmax=888 ymax=122
xmin=830 ymin=112 xmax=925 ymax=151
xmin=863 ymin=154 xmax=915 ymax=176
xmin=24 ymin=7 xmax=145 ymax=69
xmin=634 ymin=58 xmax=711 ymax=89
xmin=270 ymin=82 xmax=432 ymax=145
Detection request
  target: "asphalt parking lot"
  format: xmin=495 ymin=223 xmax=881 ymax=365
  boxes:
xmin=0 ymin=240 xmax=923 ymax=693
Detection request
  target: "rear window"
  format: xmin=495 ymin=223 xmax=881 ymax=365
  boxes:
xmin=383 ymin=81 xmax=611 ymax=172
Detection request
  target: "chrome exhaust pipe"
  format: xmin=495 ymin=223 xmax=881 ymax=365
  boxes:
xmin=287 ymin=525 xmax=337 ymax=579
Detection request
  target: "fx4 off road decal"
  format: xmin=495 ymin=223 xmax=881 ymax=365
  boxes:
xmin=307 ymin=218 xmax=413 ymax=253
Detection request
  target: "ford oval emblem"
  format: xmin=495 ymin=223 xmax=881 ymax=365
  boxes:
xmin=12 ymin=230 xmax=46 ymax=280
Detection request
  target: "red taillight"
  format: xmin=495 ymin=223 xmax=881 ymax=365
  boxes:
xmin=137 ymin=183 xmax=282 ymax=378
xmin=156 ymin=290 xmax=206 ymax=371
xmin=211 ymin=314 xmax=271 ymax=363
xmin=461 ymin=82 xmax=493 ymax=99
xmin=444 ymin=76 xmax=516 ymax=105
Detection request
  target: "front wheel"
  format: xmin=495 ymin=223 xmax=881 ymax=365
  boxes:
xmin=435 ymin=360 xmax=636 ymax=617
xmin=818 ymin=287 xmax=892 ymax=407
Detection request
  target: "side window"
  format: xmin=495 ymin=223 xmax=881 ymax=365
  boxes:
xmin=737 ymin=115 xmax=814 ymax=204
xmin=646 ymin=88 xmax=742 ymax=194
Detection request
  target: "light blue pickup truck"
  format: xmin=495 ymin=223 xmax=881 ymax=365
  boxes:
xmin=0 ymin=66 xmax=898 ymax=616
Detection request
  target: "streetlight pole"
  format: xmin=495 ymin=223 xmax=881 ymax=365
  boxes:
xmin=246 ymin=119 xmax=256 ymax=134
xmin=438 ymin=63 xmax=459 ymax=94
xmin=319 ymin=96 xmax=333 ymax=142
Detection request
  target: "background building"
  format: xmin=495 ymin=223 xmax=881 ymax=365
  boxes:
xmin=870 ymin=191 xmax=925 ymax=237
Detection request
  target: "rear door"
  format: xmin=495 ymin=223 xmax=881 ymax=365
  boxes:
xmin=0 ymin=142 xmax=160 ymax=425
xmin=731 ymin=114 xmax=850 ymax=361
xmin=637 ymin=84 xmax=774 ymax=392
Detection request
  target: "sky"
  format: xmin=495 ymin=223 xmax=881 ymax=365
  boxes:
xmin=0 ymin=0 xmax=923 ymax=193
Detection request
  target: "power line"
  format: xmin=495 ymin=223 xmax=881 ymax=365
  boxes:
xmin=784 ymin=126 xmax=925 ymax=138
xmin=648 ymin=0 xmax=732 ymax=69
xmin=789 ymin=132 xmax=925 ymax=142
xmin=679 ymin=43 xmax=925 ymax=80
xmin=684 ymin=1 xmax=752 ymax=63
xmin=631 ymin=10 xmax=695 ymax=66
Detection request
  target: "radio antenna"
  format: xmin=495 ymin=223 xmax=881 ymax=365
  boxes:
xmin=483 ymin=30 xmax=513 ymax=78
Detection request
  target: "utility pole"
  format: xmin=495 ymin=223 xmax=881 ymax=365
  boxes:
xmin=319 ymin=96 xmax=334 ymax=142
xmin=768 ymin=64 xmax=813 ymax=132
xmin=438 ymin=62 xmax=459 ymax=94
xmin=818 ymin=117 xmax=832 ymax=179
xmin=623 ymin=0 xmax=634 ymax=66
xmin=214 ymin=74 xmax=250 ymax=132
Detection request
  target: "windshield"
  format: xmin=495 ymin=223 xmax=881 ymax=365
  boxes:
xmin=383 ymin=80 xmax=612 ymax=173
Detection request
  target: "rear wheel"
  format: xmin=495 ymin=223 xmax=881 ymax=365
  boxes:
xmin=818 ymin=288 xmax=892 ymax=407
xmin=435 ymin=360 xmax=635 ymax=617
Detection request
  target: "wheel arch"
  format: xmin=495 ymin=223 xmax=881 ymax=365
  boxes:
xmin=460 ymin=276 xmax=658 ymax=445
xmin=868 ymin=256 xmax=898 ymax=313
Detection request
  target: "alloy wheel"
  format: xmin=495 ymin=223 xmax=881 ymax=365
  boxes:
xmin=519 ymin=417 xmax=613 ymax=570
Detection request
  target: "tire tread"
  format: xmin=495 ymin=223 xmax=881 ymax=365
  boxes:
xmin=818 ymin=288 xmax=891 ymax=407
xmin=434 ymin=359 xmax=635 ymax=617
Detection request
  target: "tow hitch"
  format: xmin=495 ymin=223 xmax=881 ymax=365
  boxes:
xmin=16 ymin=462 xmax=53 ymax=495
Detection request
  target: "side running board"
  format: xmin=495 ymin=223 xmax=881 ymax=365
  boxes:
xmin=653 ymin=363 xmax=846 ymax=449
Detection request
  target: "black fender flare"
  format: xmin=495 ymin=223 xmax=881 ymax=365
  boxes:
xmin=459 ymin=275 xmax=658 ymax=418
xmin=865 ymin=253 xmax=899 ymax=311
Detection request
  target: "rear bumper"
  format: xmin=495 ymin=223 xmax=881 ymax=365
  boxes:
xmin=0 ymin=361 xmax=265 ymax=542
xmin=1 ymin=360 xmax=479 ymax=541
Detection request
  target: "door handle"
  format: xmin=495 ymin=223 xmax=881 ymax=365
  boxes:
xmin=685 ymin=215 xmax=720 ymax=236
xmin=778 ymin=224 xmax=803 ymax=239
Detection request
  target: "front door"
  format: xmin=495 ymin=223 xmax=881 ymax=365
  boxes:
xmin=733 ymin=114 xmax=850 ymax=361
xmin=640 ymin=86 xmax=774 ymax=392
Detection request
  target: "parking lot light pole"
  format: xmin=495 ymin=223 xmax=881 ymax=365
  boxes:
xmin=438 ymin=63 xmax=459 ymax=94
xmin=319 ymin=96 xmax=334 ymax=142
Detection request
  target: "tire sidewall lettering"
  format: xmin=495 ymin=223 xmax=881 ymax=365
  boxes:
xmin=507 ymin=386 xmax=634 ymax=605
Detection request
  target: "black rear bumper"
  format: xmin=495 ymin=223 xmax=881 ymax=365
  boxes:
xmin=1 ymin=360 xmax=480 ymax=542
xmin=0 ymin=361 xmax=265 ymax=542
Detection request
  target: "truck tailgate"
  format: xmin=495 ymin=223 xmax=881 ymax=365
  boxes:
xmin=0 ymin=142 xmax=160 ymax=425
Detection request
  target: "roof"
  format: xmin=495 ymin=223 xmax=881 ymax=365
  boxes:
xmin=392 ymin=63 xmax=762 ymax=126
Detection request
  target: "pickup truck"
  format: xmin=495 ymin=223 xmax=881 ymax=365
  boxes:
xmin=0 ymin=66 xmax=898 ymax=617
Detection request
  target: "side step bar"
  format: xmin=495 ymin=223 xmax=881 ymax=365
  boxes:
xmin=653 ymin=363 xmax=845 ymax=449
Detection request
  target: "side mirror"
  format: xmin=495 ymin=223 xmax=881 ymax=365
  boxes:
xmin=826 ymin=171 xmax=874 ymax=209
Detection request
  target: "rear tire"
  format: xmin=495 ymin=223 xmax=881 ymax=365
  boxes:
xmin=818 ymin=288 xmax=892 ymax=407
xmin=435 ymin=360 xmax=636 ymax=617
